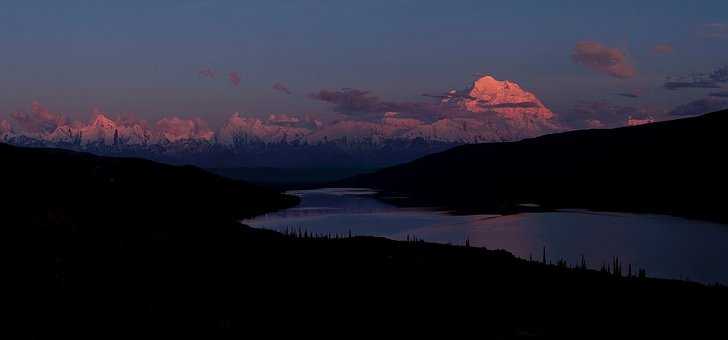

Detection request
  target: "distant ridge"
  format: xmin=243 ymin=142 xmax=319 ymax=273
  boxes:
xmin=0 ymin=75 xmax=560 ymax=168
xmin=345 ymin=110 xmax=728 ymax=222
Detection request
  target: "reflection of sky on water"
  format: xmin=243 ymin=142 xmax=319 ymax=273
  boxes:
xmin=244 ymin=189 xmax=728 ymax=284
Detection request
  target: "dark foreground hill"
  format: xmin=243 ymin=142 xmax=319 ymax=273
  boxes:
xmin=209 ymin=166 xmax=376 ymax=190
xmin=346 ymin=110 xmax=728 ymax=222
xmin=3 ymin=143 xmax=725 ymax=338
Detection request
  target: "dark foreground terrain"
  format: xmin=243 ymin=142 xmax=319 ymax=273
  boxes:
xmin=3 ymin=143 xmax=725 ymax=339
xmin=209 ymin=166 xmax=376 ymax=190
xmin=347 ymin=110 xmax=728 ymax=222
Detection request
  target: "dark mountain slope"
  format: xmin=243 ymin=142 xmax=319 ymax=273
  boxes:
xmin=346 ymin=110 xmax=728 ymax=222
xmin=2 ymin=142 xmax=298 ymax=228
xmin=3 ymin=143 xmax=725 ymax=338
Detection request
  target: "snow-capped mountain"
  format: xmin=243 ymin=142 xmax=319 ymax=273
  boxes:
xmin=48 ymin=111 xmax=153 ymax=146
xmin=461 ymin=76 xmax=554 ymax=118
xmin=1 ymin=75 xmax=561 ymax=167
xmin=218 ymin=113 xmax=317 ymax=145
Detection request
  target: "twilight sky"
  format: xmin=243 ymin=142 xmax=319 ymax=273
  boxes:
xmin=1 ymin=0 xmax=727 ymax=127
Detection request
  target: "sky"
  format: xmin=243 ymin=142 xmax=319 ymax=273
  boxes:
xmin=1 ymin=0 xmax=727 ymax=127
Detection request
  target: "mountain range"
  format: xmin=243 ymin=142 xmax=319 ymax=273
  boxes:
xmin=1 ymin=75 xmax=562 ymax=167
xmin=346 ymin=109 xmax=728 ymax=222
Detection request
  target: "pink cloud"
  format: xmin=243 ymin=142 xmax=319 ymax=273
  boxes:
xmin=571 ymin=41 xmax=636 ymax=79
xmin=229 ymin=72 xmax=241 ymax=87
xmin=198 ymin=67 xmax=216 ymax=79
xmin=653 ymin=44 xmax=674 ymax=54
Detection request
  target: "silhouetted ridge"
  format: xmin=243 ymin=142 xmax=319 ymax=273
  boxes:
xmin=1 ymin=142 xmax=297 ymax=225
xmin=346 ymin=110 xmax=728 ymax=222
xmin=4 ymin=142 xmax=725 ymax=338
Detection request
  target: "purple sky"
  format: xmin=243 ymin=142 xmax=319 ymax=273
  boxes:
xmin=1 ymin=0 xmax=727 ymax=127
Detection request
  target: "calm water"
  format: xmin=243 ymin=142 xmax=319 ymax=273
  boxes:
xmin=244 ymin=188 xmax=728 ymax=284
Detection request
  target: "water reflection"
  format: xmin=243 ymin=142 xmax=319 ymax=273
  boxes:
xmin=244 ymin=188 xmax=728 ymax=284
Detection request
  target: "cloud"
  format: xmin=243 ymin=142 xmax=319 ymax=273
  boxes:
xmin=309 ymin=85 xmax=549 ymax=120
xmin=653 ymin=44 xmax=674 ymax=54
xmin=615 ymin=90 xmax=641 ymax=98
xmin=571 ymin=41 xmax=636 ymax=79
xmin=309 ymin=88 xmax=383 ymax=115
xmin=8 ymin=101 xmax=67 ymax=134
xmin=699 ymin=23 xmax=728 ymax=39
xmin=198 ymin=67 xmax=216 ymax=79
xmin=664 ymin=66 xmax=728 ymax=90
xmin=422 ymin=91 xmax=476 ymax=101
xmin=709 ymin=92 xmax=728 ymax=98
xmin=664 ymin=81 xmax=721 ymax=90
xmin=273 ymin=82 xmax=292 ymax=95
xmin=670 ymin=97 xmax=728 ymax=116
xmin=229 ymin=72 xmax=241 ymax=87
xmin=309 ymin=87 xmax=470 ymax=119
xmin=154 ymin=116 xmax=214 ymax=142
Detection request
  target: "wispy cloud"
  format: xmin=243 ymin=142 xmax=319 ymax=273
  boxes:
xmin=273 ymin=82 xmax=292 ymax=95
xmin=653 ymin=44 xmax=674 ymax=54
xmin=615 ymin=93 xmax=639 ymax=98
xmin=709 ymin=92 xmax=728 ymax=98
xmin=309 ymin=88 xmax=382 ymax=115
xmin=664 ymin=81 xmax=721 ymax=90
xmin=198 ymin=67 xmax=216 ymax=79
xmin=615 ymin=89 xmax=642 ymax=98
xmin=699 ymin=23 xmax=728 ymax=39
xmin=309 ymin=88 xmax=460 ymax=118
xmin=670 ymin=97 xmax=728 ymax=116
xmin=229 ymin=72 xmax=241 ymax=87
xmin=664 ymin=66 xmax=728 ymax=90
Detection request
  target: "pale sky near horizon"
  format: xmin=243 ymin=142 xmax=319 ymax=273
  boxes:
xmin=1 ymin=0 xmax=727 ymax=126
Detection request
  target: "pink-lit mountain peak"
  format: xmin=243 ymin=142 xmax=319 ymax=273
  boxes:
xmin=89 ymin=111 xmax=117 ymax=130
xmin=462 ymin=75 xmax=554 ymax=120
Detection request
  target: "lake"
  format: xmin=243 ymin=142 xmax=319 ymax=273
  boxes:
xmin=243 ymin=188 xmax=728 ymax=284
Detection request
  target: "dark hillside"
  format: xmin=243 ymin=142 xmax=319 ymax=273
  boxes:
xmin=347 ymin=110 xmax=728 ymax=222
xmin=2 ymin=143 xmax=724 ymax=338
